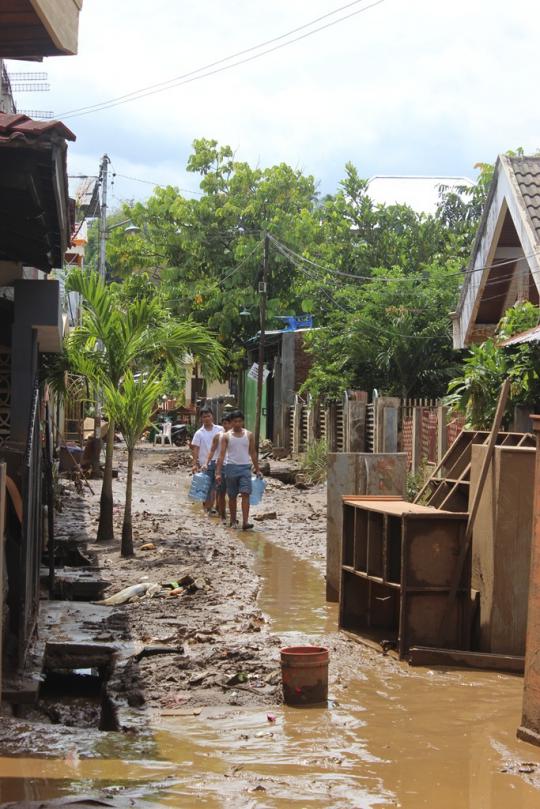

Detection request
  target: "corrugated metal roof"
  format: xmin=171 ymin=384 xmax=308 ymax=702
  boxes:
xmin=500 ymin=324 xmax=540 ymax=346
xmin=0 ymin=111 xmax=75 ymax=143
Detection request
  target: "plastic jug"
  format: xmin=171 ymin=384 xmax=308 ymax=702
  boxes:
xmin=188 ymin=471 xmax=211 ymax=502
xmin=250 ymin=475 xmax=266 ymax=506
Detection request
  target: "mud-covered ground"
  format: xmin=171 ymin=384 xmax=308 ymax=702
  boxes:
xmin=47 ymin=446 xmax=349 ymax=717
xmin=2 ymin=445 xmax=540 ymax=809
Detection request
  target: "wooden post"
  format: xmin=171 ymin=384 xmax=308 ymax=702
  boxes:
xmin=411 ymin=407 xmax=423 ymax=472
xmin=306 ymin=402 xmax=315 ymax=447
xmin=437 ymin=405 xmax=448 ymax=464
xmin=518 ymin=414 xmax=540 ymax=746
xmin=439 ymin=379 xmax=510 ymax=645
xmin=292 ymin=400 xmax=302 ymax=457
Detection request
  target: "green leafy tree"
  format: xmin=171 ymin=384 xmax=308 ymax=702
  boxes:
xmin=446 ymin=301 xmax=540 ymax=427
xmin=66 ymin=268 xmax=223 ymax=543
xmin=103 ymin=371 xmax=162 ymax=557
xmin=103 ymin=138 xmax=321 ymax=375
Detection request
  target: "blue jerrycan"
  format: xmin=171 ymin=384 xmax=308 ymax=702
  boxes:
xmin=250 ymin=476 xmax=266 ymax=506
xmin=188 ymin=471 xmax=211 ymax=502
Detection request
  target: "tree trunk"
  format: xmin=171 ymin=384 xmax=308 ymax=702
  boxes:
xmin=97 ymin=417 xmax=115 ymax=542
xmin=121 ymin=447 xmax=134 ymax=558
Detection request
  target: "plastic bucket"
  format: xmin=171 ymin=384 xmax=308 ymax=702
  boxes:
xmin=280 ymin=646 xmax=329 ymax=706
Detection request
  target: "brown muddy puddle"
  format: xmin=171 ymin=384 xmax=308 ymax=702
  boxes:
xmin=1 ymin=529 xmax=540 ymax=808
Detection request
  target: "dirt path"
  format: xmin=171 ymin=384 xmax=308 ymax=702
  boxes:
xmin=81 ymin=445 xmax=357 ymax=714
xmin=1 ymin=446 xmax=540 ymax=808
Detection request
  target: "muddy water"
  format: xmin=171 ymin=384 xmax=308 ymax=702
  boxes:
xmin=1 ymin=530 xmax=540 ymax=807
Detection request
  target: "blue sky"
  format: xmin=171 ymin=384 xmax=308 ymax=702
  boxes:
xmin=8 ymin=0 xmax=539 ymax=206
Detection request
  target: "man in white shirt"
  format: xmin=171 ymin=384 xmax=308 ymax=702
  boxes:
xmin=207 ymin=413 xmax=232 ymax=524
xmin=191 ymin=407 xmax=223 ymax=514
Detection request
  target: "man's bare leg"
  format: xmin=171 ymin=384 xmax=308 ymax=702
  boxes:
xmin=217 ymin=489 xmax=226 ymax=521
xmin=241 ymin=493 xmax=251 ymax=529
xmin=229 ymin=495 xmax=238 ymax=527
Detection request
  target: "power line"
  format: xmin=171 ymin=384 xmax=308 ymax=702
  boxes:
xmin=268 ymin=233 xmax=540 ymax=285
xmin=58 ymin=0 xmax=385 ymax=119
xmin=113 ymin=172 xmax=204 ymax=197
xmin=286 ymin=251 xmax=450 ymax=341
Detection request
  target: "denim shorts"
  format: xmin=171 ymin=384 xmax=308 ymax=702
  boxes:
xmin=204 ymin=460 xmax=217 ymax=490
xmin=226 ymin=464 xmax=252 ymax=497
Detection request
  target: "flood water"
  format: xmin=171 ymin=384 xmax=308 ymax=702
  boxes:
xmin=1 ymin=530 xmax=540 ymax=807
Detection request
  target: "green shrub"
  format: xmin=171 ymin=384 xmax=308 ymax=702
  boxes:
xmin=300 ymin=439 xmax=328 ymax=484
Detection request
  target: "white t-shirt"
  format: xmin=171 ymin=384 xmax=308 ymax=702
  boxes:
xmin=192 ymin=424 xmax=223 ymax=465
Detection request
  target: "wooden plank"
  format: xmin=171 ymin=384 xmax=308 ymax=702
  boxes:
xmin=439 ymin=379 xmax=510 ymax=645
xmin=342 ymin=497 xmax=467 ymax=518
xmin=409 ymin=645 xmax=524 ymax=673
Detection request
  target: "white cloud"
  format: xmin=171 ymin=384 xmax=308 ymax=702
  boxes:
xmin=9 ymin=0 xmax=540 ymax=202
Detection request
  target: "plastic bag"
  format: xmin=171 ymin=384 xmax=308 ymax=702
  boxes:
xmin=250 ymin=475 xmax=267 ymax=506
xmin=188 ymin=471 xmax=211 ymax=502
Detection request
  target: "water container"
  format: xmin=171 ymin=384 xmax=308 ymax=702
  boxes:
xmin=249 ymin=475 xmax=266 ymax=506
xmin=188 ymin=471 xmax=211 ymax=502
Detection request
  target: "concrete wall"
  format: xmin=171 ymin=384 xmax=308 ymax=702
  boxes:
xmin=471 ymin=444 xmax=535 ymax=655
xmin=326 ymin=452 xmax=407 ymax=602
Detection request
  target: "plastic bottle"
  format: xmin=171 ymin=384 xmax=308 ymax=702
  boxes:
xmin=250 ymin=475 xmax=267 ymax=506
xmin=188 ymin=471 xmax=211 ymax=502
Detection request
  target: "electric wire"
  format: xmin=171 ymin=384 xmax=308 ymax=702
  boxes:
xmin=113 ymin=172 xmax=204 ymax=197
xmin=284 ymin=251 xmax=450 ymax=341
xmin=58 ymin=0 xmax=384 ymax=119
xmin=268 ymin=233 xmax=540 ymax=285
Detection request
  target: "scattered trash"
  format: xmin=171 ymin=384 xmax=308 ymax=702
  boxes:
xmin=267 ymin=712 xmax=277 ymax=723
xmin=97 ymin=582 xmax=152 ymax=605
xmin=189 ymin=671 xmax=209 ymax=686
xmin=226 ymin=671 xmax=249 ymax=686
xmin=253 ymin=511 xmax=277 ymax=522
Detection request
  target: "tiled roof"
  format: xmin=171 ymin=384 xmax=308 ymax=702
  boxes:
xmin=509 ymin=156 xmax=540 ymax=237
xmin=0 ymin=111 xmax=76 ymax=144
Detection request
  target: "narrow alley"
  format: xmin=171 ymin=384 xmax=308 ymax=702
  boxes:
xmin=0 ymin=446 xmax=539 ymax=808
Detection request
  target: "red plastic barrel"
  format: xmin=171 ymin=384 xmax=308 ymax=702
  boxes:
xmin=280 ymin=646 xmax=329 ymax=706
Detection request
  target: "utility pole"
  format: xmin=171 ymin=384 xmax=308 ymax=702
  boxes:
xmin=98 ymin=153 xmax=110 ymax=280
xmin=94 ymin=154 xmax=109 ymax=449
xmin=254 ymin=233 xmax=269 ymax=452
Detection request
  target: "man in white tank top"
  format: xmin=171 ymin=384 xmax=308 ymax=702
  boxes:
xmin=216 ymin=409 xmax=260 ymax=530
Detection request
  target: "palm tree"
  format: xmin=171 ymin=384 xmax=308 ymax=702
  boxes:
xmin=66 ymin=269 xmax=223 ymax=542
xmin=103 ymin=371 xmax=162 ymax=557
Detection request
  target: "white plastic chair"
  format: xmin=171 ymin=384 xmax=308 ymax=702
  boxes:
xmin=154 ymin=421 xmax=172 ymax=445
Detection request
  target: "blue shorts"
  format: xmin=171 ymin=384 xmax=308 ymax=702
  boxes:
xmin=226 ymin=464 xmax=252 ymax=498
xmin=204 ymin=461 xmax=217 ymax=491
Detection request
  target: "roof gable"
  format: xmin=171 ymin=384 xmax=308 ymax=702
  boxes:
xmin=452 ymin=155 xmax=540 ymax=348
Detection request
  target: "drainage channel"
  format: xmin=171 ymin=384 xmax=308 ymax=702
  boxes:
xmin=1 ymin=531 xmax=540 ymax=808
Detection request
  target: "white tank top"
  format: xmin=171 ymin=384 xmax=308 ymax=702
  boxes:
xmin=227 ymin=429 xmax=251 ymax=465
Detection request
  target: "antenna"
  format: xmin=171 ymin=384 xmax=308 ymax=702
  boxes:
xmin=17 ymin=109 xmax=54 ymax=120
